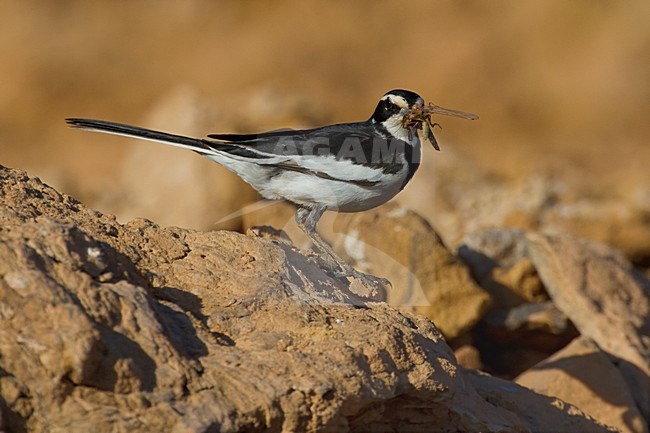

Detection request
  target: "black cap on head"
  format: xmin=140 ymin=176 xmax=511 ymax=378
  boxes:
xmin=371 ymin=89 xmax=423 ymax=122
xmin=383 ymin=89 xmax=423 ymax=107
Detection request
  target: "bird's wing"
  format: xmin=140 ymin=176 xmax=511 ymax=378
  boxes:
xmin=204 ymin=123 xmax=396 ymax=186
xmin=66 ymin=119 xmax=395 ymax=187
xmin=207 ymin=128 xmax=303 ymax=141
xmin=205 ymin=122 xmax=379 ymax=160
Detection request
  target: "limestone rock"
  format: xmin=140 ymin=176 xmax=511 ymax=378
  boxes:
xmin=459 ymin=228 xmax=548 ymax=308
xmin=465 ymin=369 xmax=616 ymax=433
xmin=543 ymin=200 xmax=650 ymax=266
xmin=460 ymin=228 xmax=531 ymax=271
xmin=527 ymin=232 xmax=650 ymax=422
xmin=472 ymin=302 xmax=579 ymax=379
xmin=516 ymin=336 xmax=648 ymax=433
xmin=242 ymin=200 xmax=300 ymax=246
xmin=400 ymin=153 xmax=650 ymax=268
xmin=483 ymin=302 xmax=575 ymax=338
xmin=403 ymin=172 xmax=562 ymax=248
xmin=331 ymin=204 xmax=493 ymax=340
xmin=0 ymin=165 xmax=618 ymax=432
xmin=245 ymin=202 xmax=494 ymax=339
xmin=454 ymin=344 xmax=483 ymax=371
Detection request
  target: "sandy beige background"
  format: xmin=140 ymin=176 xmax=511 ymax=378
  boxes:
xmin=1 ymin=1 xmax=649 ymax=233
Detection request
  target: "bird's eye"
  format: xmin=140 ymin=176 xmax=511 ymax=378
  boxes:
xmin=384 ymin=100 xmax=395 ymax=111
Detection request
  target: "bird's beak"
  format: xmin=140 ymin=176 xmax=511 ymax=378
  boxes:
xmin=399 ymin=107 xmax=411 ymax=117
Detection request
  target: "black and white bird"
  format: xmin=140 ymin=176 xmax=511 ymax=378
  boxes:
xmin=67 ymin=89 xmax=477 ymax=287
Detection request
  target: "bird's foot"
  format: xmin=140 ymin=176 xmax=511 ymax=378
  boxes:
xmin=307 ymin=252 xmax=392 ymax=291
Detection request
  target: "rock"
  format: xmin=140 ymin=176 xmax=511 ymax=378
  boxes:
xmin=401 ymin=154 xmax=650 ymax=268
xmin=527 ymin=232 xmax=650 ymax=422
xmin=245 ymin=202 xmax=494 ymax=340
xmin=331 ymin=203 xmax=493 ymax=340
xmin=405 ymin=172 xmax=563 ymax=249
xmin=0 ymin=165 xmax=617 ymax=432
xmin=483 ymin=302 xmax=573 ymax=337
xmin=472 ymin=302 xmax=579 ymax=379
xmin=516 ymin=336 xmax=648 ymax=433
xmin=454 ymin=344 xmax=483 ymax=371
xmin=459 ymin=228 xmax=548 ymax=308
xmin=460 ymin=228 xmax=531 ymax=271
xmin=491 ymin=260 xmax=547 ymax=304
xmin=242 ymin=200 xmax=303 ymax=246
xmin=465 ymin=369 xmax=616 ymax=433
xmin=543 ymin=199 xmax=650 ymax=266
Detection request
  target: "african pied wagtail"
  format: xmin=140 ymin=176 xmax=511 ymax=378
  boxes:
xmin=67 ymin=89 xmax=477 ymax=288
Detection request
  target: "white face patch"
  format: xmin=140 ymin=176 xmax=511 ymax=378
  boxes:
xmin=379 ymin=94 xmax=422 ymax=144
xmin=381 ymin=94 xmax=409 ymax=110
xmin=382 ymin=117 xmax=413 ymax=143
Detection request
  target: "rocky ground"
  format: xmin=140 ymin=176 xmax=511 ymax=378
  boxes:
xmin=2 ymin=2 xmax=650 ymax=432
xmin=1 ymin=163 xmax=648 ymax=432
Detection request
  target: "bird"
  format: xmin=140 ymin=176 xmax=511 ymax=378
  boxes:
xmin=67 ymin=89 xmax=477 ymax=288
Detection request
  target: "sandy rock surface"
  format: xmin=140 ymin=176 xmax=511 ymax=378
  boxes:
xmin=516 ymin=336 xmax=648 ymax=433
xmin=399 ymin=154 xmax=650 ymax=268
xmin=243 ymin=202 xmax=493 ymax=340
xmin=459 ymin=228 xmax=547 ymax=309
xmin=331 ymin=205 xmax=493 ymax=340
xmin=0 ymin=165 xmax=619 ymax=432
xmin=527 ymin=232 xmax=650 ymax=422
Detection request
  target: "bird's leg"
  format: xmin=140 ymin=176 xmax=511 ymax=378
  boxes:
xmin=295 ymin=205 xmax=391 ymax=288
xmin=295 ymin=205 xmax=346 ymax=273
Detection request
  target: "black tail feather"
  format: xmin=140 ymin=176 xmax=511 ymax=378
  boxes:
xmin=66 ymin=118 xmax=214 ymax=153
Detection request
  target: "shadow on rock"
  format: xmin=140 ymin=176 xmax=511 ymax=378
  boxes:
xmin=277 ymin=242 xmax=387 ymax=306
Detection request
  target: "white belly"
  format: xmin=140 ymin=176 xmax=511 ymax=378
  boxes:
xmin=206 ymin=135 xmax=420 ymax=212
xmin=259 ymin=168 xmax=408 ymax=212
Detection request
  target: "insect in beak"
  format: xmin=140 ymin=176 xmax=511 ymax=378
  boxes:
xmin=424 ymin=104 xmax=479 ymax=121
xmin=403 ymin=102 xmax=478 ymax=151
xmin=421 ymin=120 xmax=441 ymax=151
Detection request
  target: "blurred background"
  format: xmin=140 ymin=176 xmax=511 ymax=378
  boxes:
xmin=3 ymin=4 xmax=650 ymax=421
xmin=1 ymin=0 xmax=649 ymax=264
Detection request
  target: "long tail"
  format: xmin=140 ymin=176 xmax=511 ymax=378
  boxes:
xmin=66 ymin=118 xmax=217 ymax=155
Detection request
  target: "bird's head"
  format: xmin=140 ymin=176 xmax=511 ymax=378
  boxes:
xmin=370 ymin=89 xmax=478 ymax=149
xmin=370 ymin=89 xmax=424 ymax=125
